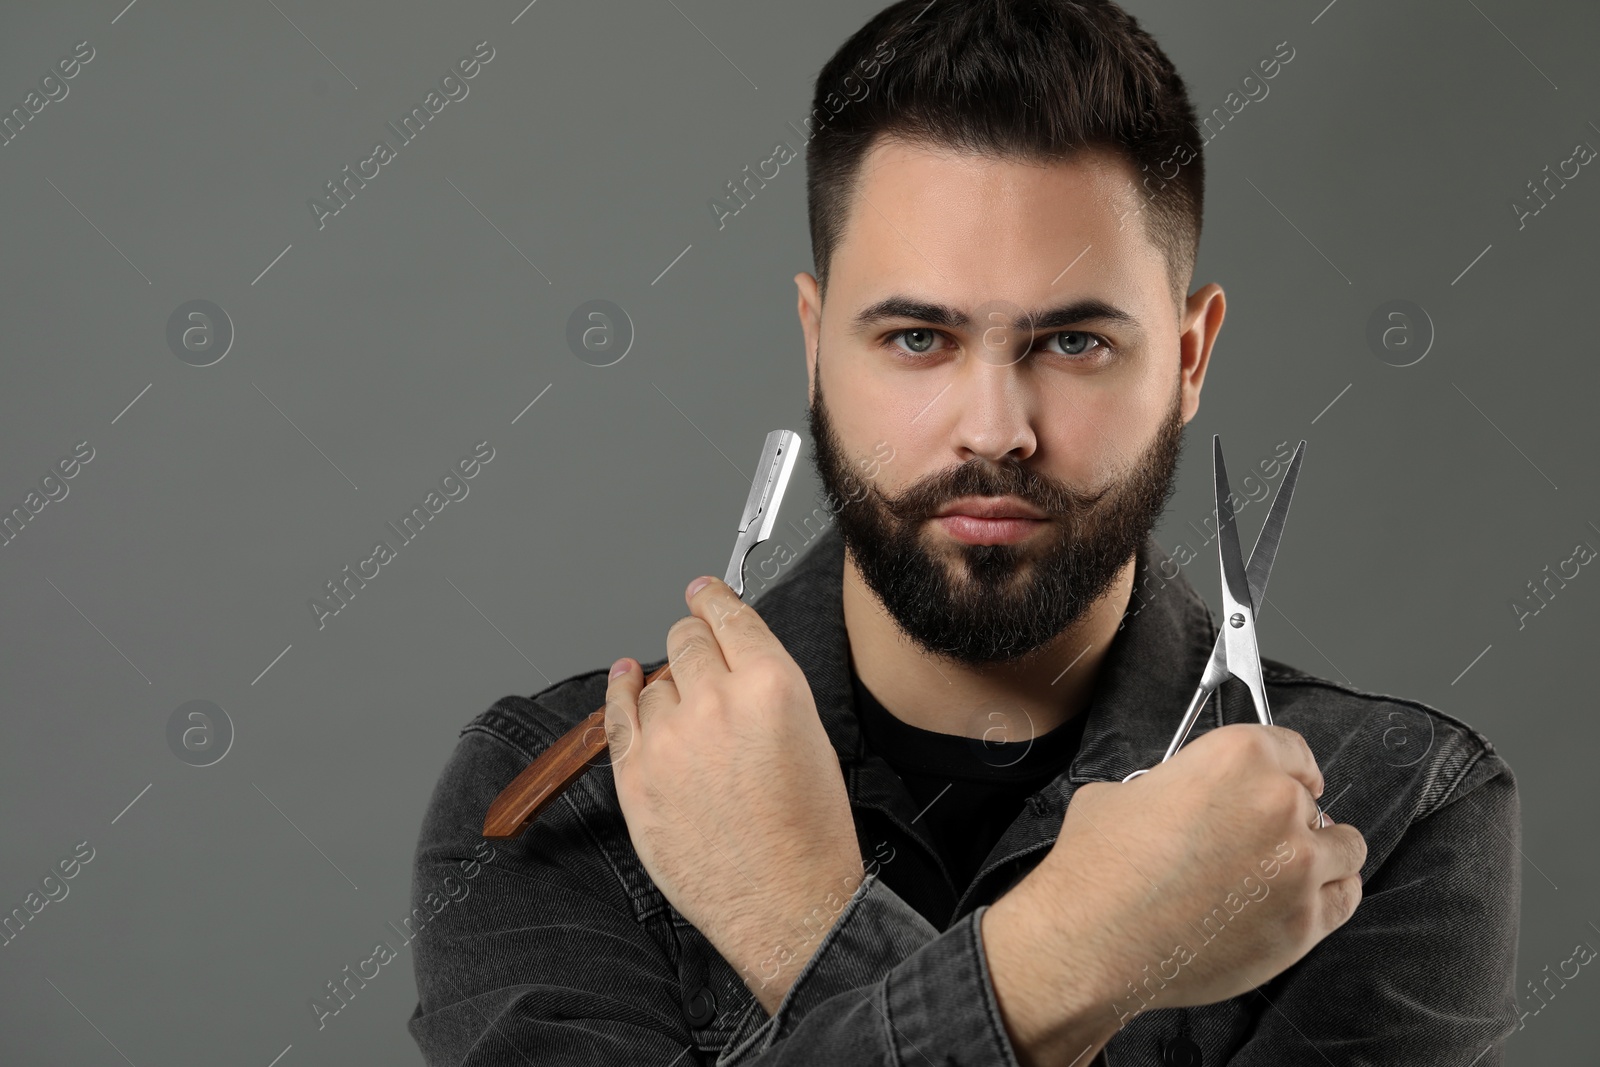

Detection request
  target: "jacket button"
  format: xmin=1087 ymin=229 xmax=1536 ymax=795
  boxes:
xmin=1162 ymin=1036 xmax=1201 ymax=1066
xmin=683 ymin=984 xmax=717 ymax=1028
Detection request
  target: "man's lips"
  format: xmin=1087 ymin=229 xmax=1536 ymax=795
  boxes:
xmin=932 ymin=496 xmax=1048 ymax=520
xmin=931 ymin=496 xmax=1048 ymax=546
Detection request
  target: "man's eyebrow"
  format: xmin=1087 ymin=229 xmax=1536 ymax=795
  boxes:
xmin=849 ymin=295 xmax=1142 ymax=333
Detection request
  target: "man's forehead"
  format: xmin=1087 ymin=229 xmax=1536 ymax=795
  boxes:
xmin=832 ymin=137 xmax=1163 ymax=309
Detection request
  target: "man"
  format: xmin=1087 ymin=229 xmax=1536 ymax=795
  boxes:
xmin=408 ymin=1 xmax=1520 ymax=1063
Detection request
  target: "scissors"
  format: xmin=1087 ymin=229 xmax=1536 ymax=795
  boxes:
xmin=1123 ymin=435 xmax=1323 ymax=826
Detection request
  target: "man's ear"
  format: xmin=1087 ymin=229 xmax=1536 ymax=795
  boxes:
xmin=795 ymin=272 xmax=822 ymax=402
xmin=1178 ymin=282 xmax=1225 ymax=424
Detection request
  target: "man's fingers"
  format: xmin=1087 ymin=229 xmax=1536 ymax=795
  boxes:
xmin=637 ymin=668 xmax=678 ymax=735
xmin=1257 ymin=725 xmax=1325 ymax=798
xmin=602 ymin=658 xmax=644 ymax=771
xmin=685 ymin=575 xmax=777 ymax=667
xmin=1319 ymin=871 xmax=1363 ymax=933
xmin=664 ymin=615 xmax=728 ymax=693
xmin=1314 ymin=821 xmax=1368 ymax=883
xmin=1300 ymin=781 xmax=1325 ymax=832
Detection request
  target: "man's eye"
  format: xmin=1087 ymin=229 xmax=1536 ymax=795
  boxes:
xmin=889 ymin=327 xmax=944 ymax=355
xmin=1044 ymin=331 xmax=1109 ymax=358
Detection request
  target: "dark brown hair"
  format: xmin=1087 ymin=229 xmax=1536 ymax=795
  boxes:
xmin=804 ymin=0 xmax=1205 ymax=311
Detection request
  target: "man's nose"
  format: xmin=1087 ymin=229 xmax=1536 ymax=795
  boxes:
xmin=948 ymin=359 xmax=1038 ymax=464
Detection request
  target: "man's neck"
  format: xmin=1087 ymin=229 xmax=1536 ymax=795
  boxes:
xmin=840 ymin=548 xmax=1137 ymax=740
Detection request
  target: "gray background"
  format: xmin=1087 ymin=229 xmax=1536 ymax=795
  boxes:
xmin=1 ymin=0 xmax=1595 ymax=1062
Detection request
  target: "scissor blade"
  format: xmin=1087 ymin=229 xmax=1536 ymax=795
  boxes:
xmin=722 ymin=429 xmax=803 ymax=597
xmin=1213 ymin=435 xmax=1255 ymax=614
xmin=1214 ymin=435 xmax=1275 ymax=726
xmin=1160 ymin=637 xmax=1232 ymax=763
xmin=1243 ymin=439 xmax=1306 ymax=608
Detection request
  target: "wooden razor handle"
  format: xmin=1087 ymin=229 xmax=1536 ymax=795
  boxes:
xmin=481 ymin=660 xmax=672 ymax=838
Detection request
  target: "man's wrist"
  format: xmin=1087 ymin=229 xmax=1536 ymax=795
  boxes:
xmin=981 ymin=886 xmax=1121 ymax=1066
xmin=730 ymin=867 xmax=866 ymax=1013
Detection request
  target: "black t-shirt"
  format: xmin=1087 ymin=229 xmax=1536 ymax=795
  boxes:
xmin=849 ymin=670 xmax=1088 ymax=894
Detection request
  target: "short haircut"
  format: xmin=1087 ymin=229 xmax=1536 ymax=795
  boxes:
xmin=805 ymin=0 xmax=1205 ymax=313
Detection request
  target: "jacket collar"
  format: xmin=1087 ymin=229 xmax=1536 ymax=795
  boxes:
xmin=753 ymin=523 xmax=1225 ymax=806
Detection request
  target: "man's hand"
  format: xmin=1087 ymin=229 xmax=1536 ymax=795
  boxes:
xmin=983 ymin=723 xmax=1367 ymax=1065
xmin=604 ymin=575 xmax=864 ymax=1014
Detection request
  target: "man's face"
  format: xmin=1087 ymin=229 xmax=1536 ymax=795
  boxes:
xmin=798 ymin=138 xmax=1219 ymax=665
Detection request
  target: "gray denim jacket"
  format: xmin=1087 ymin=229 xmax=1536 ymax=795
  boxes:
xmin=407 ymin=526 xmax=1520 ymax=1065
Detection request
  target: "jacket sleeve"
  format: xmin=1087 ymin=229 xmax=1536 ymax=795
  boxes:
xmin=1226 ymin=757 xmax=1522 ymax=1066
xmin=407 ymin=724 xmax=1027 ymax=1067
xmin=715 ymin=870 xmax=1020 ymax=1066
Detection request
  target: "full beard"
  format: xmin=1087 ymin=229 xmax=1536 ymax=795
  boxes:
xmin=807 ymin=368 xmax=1186 ymax=666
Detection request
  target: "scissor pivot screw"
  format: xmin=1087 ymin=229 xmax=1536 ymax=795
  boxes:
xmin=1229 ymin=612 xmax=1246 ymax=628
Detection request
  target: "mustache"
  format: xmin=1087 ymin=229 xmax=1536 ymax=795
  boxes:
xmin=874 ymin=458 xmax=1109 ymax=523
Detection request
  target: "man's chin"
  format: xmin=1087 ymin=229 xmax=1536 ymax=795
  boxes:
xmin=922 ymin=534 xmax=1041 ymax=592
